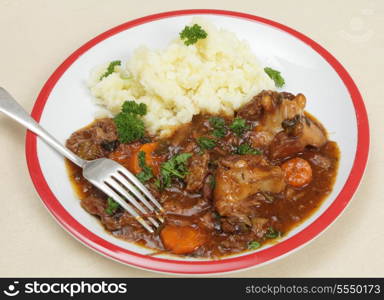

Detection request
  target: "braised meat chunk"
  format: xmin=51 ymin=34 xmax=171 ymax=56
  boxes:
xmin=185 ymin=152 xmax=210 ymax=192
xmin=243 ymin=91 xmax=327 ymax=159
xmin=214 ymin=155 xmax=285 ymax=221
xmin=66 ymin=118 xmax=118 ymax=160
xmin=269 ymin=114 xmax=327 ymax=160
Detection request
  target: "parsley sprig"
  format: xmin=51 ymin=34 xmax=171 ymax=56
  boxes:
xmin=265 ymin=227 xmax=281 ymax=239
xmin=197 ymin=137 xmax=217 ymax=150
xmin=156 ymin=153 xmax=192 ymax=189
xmin=264 ymin=67 xmax=285 ymax=88
xmin=105 ymin=197 xmax=119 ymax=215
xmin=209 ymin=117 xmax=227 ymax=138
xmin=235 ymin=143 xmax=262 ymax=155
xmin=136 ymin=151 xmax=154 ymax=183
xmin=100 ymin=60 xmax=121 ymax=80
xmin=248 ymin=241 xmax=261 ymax=250
xmin=114 ymin=101 xmax=147 ymax=143
xmin=229 ymin=117 xmax=249 ymax=136
xmin=180 ymin=24 xmax=208 ymax=46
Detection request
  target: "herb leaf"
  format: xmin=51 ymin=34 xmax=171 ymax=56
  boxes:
xmin=229 ymin=117 xmax=249 ymax=136
xmin=209 ymin=117 xmax=227 ymax=138
xmin=197 ymin=137 xmax=217 ymax=150
xmin=179 ymin=24 xmax=208 ymax=46
xmin=122 ymin=101 xmax=147 ymax=116
xmin=158 ymin=153 xmax=192 ymax=188
xmin=235 ymin=143 xmax=262 ymax=155
xmin=114 ymin=101 xmax=147 ymax=143
xmin=265 ymin=227 xmax=281 ymax=239
xmin=248 ymin=241 xmax=261 ymax=250
xmin=105 ymin=197 xmax=120 ymax=215
xmin=136 ymin=151 xmax=154 ymax=183
xmin=114 ymin=112 xmax=145 ymax=143
xmin=100 ymin=60 xmax=121 ymax=80
xmin=264 ymin=67 xmax=285 ymax=88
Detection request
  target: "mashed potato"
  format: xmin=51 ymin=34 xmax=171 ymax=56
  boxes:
xmin=89 ymin=18 xmax=275 ymax=137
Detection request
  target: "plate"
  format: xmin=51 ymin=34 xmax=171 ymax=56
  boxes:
xmin=25 ymin=9 xmax=369 ymax=275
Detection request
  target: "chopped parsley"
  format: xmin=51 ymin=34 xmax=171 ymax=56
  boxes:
xmin=197 ymin=137 xmax=217 ymax=150
xmin=179 ymin=24 xmax=208 ymax=46
xmin=229 ymin=117 xmax=249 ymax=136
xmin=248 ymin=241 xmax=261 ymax=250
xmin=265 ymin=227 xmax=281 ymax=239
xmin=100 ymin=60 xmax=121 ymax=80
xmin=264 ymin=67 xmax=285 ymax=88
xmin=114 ymin=113 xmax=145 ymax=143
xmin=209 ymin=117 xmax=227 ymax=138
xmin=121 ymin=101 xmax=147 ymax=115
xmin=235 ymin=143 xmax=262 ymax=155
xmin=156 ymin=153 xmax=192 ymax=189
xmin=114 ymin=101 xmax=147 ymax=143
xmin=105 ymin=197 xmax=119 ymax=215
xmin=136 ymin=151 xmax=153 ymax=183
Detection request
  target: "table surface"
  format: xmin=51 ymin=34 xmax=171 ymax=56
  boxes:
xmin=0 ymin=0 xmax=382 ymax=277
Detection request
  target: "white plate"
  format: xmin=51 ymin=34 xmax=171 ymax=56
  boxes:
xmin=25 ymin=10 xmax=369 ymax=275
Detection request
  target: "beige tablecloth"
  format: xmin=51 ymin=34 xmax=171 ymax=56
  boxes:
xmin=0 ymin=0 xmax=382 ymax=277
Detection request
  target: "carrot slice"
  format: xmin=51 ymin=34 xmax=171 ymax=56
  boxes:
xmin=281 ymin=157 xmax=312 ymax=187
xmin=160 ymin=225 xmax=207 ymax=254
xmin=108 ymin=143 xmax=141 ymax=173
xmin=109 ymin=142 xmax=162 ymax=175
xmin=131 ymin=142 xmax=159 ymax=174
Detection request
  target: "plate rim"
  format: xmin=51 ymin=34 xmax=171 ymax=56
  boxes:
xmin=25 ymin=9 xmax=370 ymax=275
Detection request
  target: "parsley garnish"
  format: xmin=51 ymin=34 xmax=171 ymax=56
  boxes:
xmin=121 ymin=101 xmax=147 ymax=116
xmin=114 ymin=113 xmax=145 ymax=143
xmin=157 ymin=153 xmax=192 ymax=189
xmin=229 ymin=117 xmax=249 ymax=136
xmin=179 ymin=24 xmax=208 ymax=46
xmin=105 ymin=197 xmax=119 ymax=215
xmin=264 ymin=67 xmax=285 ymax=88
xmin=265 ymin=227 xmax=281 ymax=239
xmin=209 ymin=117 xmax=227 ymax=138
xmin=114 ymin=101 xmax=147 ymax=143
xmin=136 ymin=151 xmax=153 ymax=183
xmin=197 ymin=137 xmax=217 ymax=150
xmin=248 ymin=241 xmax=261 ymax=250
xmin=235 ymin=143 xmax=262 ymax=155
xmin=100 ymin=60 xmax=121 ymax=80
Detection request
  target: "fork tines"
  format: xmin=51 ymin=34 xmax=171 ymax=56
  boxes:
xmin=102 ymin=167 xmax=164 ymax=233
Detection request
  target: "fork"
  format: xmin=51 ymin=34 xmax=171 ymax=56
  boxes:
xmin=0 ymin=87 xmax=163 ymax=233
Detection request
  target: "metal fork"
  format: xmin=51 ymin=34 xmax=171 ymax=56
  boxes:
xmin=0 ymin=87 xmax=163 ymax=233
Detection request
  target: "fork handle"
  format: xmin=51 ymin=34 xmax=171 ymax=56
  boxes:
xmin=0 ymin=87 xmax=86 ymax=167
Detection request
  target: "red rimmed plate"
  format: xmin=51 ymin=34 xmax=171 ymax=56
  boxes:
xmin=25 ymin=9 xmax=369 ymax=274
